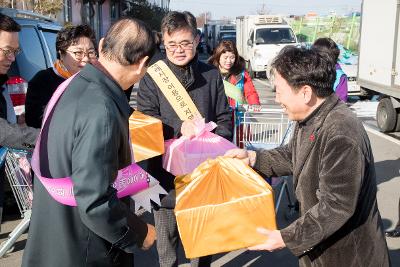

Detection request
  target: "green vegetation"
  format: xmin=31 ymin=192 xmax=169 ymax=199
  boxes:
xmin=289 ymin=14 xmax=360 ymax=53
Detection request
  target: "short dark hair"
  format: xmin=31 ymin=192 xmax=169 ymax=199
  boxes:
xmin=312 ymin=37 xmax=340 ymax=63
xmin=0 ymin=13 xmax=21 ymax=32
xmin=271 ymin=46 xmax=335 ymax=98
xmin=161 ymin=11 xmax=197 ymax=38
xmin=153 ymin=30 xmax=162 ymax=46
xmin=208 ymin=40 xmax=244 ymax=75
xmin=101 ymin=17 xmax=155 ymax=66
xmin=56 ymin=24 xmax=96 ymax=59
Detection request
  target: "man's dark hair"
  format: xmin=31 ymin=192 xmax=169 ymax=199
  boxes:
xmin=101 ymin=17 xmax=155 ymax=66
xmin=0 ymin=13 xmax=21 ymax=32
xmin=271 ymin=46 xmax=335 ymax=98
xmin=161 ymin=11 xmax=197 ymax=38
xmin=56 ymin=24 xmax=97 ymax=59
xmin=312 ymin=37 xmax=340 ymax=63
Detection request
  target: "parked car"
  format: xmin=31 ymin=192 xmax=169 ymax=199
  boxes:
xmin=0 ymin=8 xmax=61 ymax=114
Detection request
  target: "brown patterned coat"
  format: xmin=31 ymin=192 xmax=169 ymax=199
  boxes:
xmin=255 ymin=94 xmax=390 ymax=267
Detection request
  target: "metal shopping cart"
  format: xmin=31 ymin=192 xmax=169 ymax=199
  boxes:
xmin=0 ymin=148 xmax=33 ymax=257
xmin=234 ymin=105 xmax=296 ymax=217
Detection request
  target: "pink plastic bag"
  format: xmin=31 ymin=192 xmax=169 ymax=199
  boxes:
xmin=163 ymin=119 xmax=236 ymax=176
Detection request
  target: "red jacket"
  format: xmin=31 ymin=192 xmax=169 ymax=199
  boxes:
xmin=228 ymin=70 xmax=260 ymax=107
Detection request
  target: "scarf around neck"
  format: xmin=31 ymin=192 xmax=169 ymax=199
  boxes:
xmin=53 ymin=60 xmax=73 ymax=79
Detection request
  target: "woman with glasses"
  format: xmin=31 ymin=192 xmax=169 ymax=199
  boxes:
xmin=208 ymin=40 xmax=260 ymax=109
xmin=25 ymin=24 xmax=97 ymax=128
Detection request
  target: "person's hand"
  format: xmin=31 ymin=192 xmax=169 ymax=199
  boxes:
xmin=181 ymin=119 xmax=196 ymax=139
xmin=248 ymin=228 xmax=286 ymax=252
xmin=141 ymin=224 xmax=157 ymax=250
xmin=225 ymin=148 xmax=257 ymax=167
xmin=17 ymin=113 xmax=26 ymax=125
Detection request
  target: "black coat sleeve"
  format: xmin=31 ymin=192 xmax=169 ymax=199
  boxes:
xmin=26 ymin=71 xmax=47 ymax=128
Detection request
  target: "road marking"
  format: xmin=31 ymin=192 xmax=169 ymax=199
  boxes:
xmin=364 ymin=124 xmax=400 ymax=146
xmin=211 ymin=249 xmax=247 ymax=266
xmin=243 ymin=256 xmax=262 ymax=267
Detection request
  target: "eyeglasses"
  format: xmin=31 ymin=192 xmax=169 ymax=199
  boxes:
xmin=66 ymin=50 xmax=97 ymax=60
xmin=0 ymin=47 xmax=21 ymax=58
xmin=165 ymin=40 xmax=195 ymax=52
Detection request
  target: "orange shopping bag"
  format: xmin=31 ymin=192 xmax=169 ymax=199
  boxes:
xmin=174 ymin=157 xmax=277 ymax=258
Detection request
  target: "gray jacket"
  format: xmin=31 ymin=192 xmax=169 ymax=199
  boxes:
xmin=22 ymin=63 xmax=148 ymax=267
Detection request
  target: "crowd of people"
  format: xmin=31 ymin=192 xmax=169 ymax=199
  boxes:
xmin=0 ymin=9 xmax=396 ymax=267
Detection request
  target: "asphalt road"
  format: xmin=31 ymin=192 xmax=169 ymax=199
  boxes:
xmin=1 ymin=74 xmax=399 ymax=266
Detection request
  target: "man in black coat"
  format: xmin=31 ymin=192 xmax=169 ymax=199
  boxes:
xmin=22 ymin=18 xmax=157 ymax=267
xmin=0 ymin=14 xmax=38 ymax=233
xmin=137 ymin=11 xmax=232 ymax=267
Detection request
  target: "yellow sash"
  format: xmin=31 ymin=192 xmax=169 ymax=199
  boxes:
xmin=147 ymin=60 xmax=200 ymax=120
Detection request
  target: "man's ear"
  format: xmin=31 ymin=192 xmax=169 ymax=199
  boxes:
xmin=136 ymin=56 xmax=150 ymax=74
xmin=302 ymin=85 xmax=313 ymax=104
xmin=98 ymin=38 xmax=104 ymax=54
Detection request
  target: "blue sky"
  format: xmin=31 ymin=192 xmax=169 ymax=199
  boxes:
xmin=169 ymin=0 xmax=362 ymax=19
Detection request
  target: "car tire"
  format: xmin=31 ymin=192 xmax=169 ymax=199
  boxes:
xmin=376 ymin=98 xmax=397 ymax=132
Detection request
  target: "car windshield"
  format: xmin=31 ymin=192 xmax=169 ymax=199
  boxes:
xmin=255 ymin=28 xmax=296 ymax=44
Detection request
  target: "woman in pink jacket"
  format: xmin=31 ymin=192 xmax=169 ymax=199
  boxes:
xmin=209 ymin=40 xmax=260 ymax=109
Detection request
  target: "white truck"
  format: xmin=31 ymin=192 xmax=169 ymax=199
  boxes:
xmin=236 ymin=15 xmax=298 ymax=78
xmin=358 ymin=0 xmax=400 ymax=132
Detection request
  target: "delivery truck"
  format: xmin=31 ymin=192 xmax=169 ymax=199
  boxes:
xmin=236 ymin=15 xmax=298 ymax=78
xmin=358 ymin=0 xmax=400 ymax=132
xmin=204 ymin=22 xmax=235 ymax=54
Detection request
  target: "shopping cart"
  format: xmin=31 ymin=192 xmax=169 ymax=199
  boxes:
xmin=234 ymin=105 xmax=296 ymax=217
xmin=0 ymin=148 xmax=33 ymax=257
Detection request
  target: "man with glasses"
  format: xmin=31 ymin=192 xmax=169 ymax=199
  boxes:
xmin=0 ymin=14 xmax=39 ymax=232
xmin=138 ymin=11 xmax=232 ymax=267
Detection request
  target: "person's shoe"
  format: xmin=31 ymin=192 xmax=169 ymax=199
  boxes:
xmin=385 ymin=228 xmax=400 ymax=238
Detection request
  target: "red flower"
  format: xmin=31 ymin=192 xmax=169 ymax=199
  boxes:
xmin=309 ymin=134 xmax=315 ymax=142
